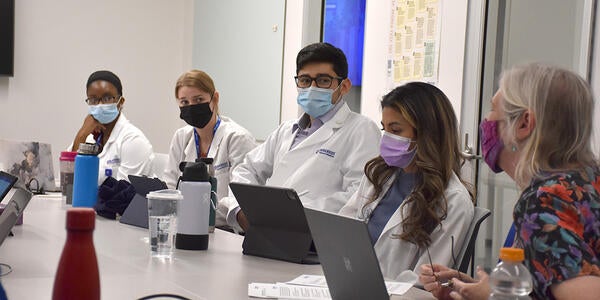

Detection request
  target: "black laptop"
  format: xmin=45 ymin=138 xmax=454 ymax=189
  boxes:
xmin=229 ymin=182 xmax=318 ymax=264
xmin=119 ymin=175 xmax=167 ymax=229
xmin=304 ymin=208 xmax=390 ymax=300
xmin=0 ymin=171 xmax=32 ymax=246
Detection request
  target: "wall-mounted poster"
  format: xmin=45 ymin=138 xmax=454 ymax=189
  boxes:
xmin=0 ymin=139 xmax=56 ymax=191
xmin=387 ymin=0 xmax=442 ymax=88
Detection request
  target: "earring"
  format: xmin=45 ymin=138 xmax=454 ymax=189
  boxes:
xmin=511 ymin=145 xmax=517 ymax=152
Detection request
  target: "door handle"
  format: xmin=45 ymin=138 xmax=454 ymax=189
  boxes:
xmin=462 ymin=133 xmax=482 ymax=160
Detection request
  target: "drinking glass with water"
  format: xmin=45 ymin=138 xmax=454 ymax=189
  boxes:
xmin=147 ymin=189 xmax=182 ymax=258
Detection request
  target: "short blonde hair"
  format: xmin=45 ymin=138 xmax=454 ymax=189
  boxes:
xmin=499 ymin=63 xmax=596 ymax=186
xmin=175 ymin=70 xmax=215 ymax=98
xmin=175 ymin=69 xmax=219 ymax=113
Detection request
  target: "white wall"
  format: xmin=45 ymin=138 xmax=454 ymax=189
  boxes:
xmin=0 ymin=0 xmax=194 ymax=175
xmin=281 ymin=0 xmax=323 ymax=122
xmin=192 ymin=0 xmax=285 ymax=141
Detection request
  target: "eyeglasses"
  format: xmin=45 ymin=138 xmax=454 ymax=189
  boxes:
xmin=85 ymin=95 xmax=121 ymax=105
xmin=426 ymin=235 xmax=462 ymax=289
xmin=294 ymin=74 xmax=344 ymax=89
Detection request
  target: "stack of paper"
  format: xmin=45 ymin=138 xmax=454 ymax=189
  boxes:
xmin=248 ymin=274 xmax=414 ymax=299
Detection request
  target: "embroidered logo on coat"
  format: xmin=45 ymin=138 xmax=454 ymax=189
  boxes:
xmin=315 ymin=148 xmax=336 ymax=158
xmin=214 ymin=161 xmax=231 ymax=171
xmin=106 ymin=157 xmax=121 ymax=166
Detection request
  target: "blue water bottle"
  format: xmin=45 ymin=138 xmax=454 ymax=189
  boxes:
xmin=72 ymin=143 xmax=100 ymax=207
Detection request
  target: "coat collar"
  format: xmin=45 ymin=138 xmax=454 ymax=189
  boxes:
xmin=103 ymin=113 xmax=127 ymax=148
xmin=287 ymin=102 xmax=352 ymax=151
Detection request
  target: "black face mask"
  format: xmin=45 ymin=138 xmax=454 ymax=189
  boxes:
xmin=179 ymin=103 xmax=213 ymax=128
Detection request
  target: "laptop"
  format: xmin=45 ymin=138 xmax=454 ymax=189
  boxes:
xmin=0 ymin=171 xmax=17 ymax=201
xmin=229 ymin=182 xmax=318 ymax=264
xmin=0 ymin=171 xmax=33 ymax=246
xmin=119 ymin=175 xmax=167 ymax=228
xmin=304 ymin=208 xmax=389 ymax=300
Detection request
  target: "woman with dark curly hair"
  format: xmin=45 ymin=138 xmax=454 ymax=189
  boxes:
xmin=339 ymin=82 xmax=474 ymax=281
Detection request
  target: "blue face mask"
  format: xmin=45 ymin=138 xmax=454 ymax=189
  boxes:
xmin=89 ymin=102 xmax=120 ymax=124
xmin=297 ymin=86 xmax=340 ymax=118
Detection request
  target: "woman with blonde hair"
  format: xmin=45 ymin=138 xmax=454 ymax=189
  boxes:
xmin=164 ymin=70 xmax=257 ymax=226
xmin=420 ymin=63 xmax=600 ymax=300
xmin=340 ymin=82 xmax=474 ymax=281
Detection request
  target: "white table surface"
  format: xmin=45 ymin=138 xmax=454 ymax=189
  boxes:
xmin=0 ymin=195 xmax=435 ymax=300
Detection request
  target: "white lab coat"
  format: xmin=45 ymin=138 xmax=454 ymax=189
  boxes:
xmin=339 ymin=172 xmax=473 ymax=281
xmin=164 ymin=116 xmax=257 ymax=225
xmin=219 ymin=103 xmax=381 ymax=229
xmin=73 ymin=113 xmax=154 ymax=186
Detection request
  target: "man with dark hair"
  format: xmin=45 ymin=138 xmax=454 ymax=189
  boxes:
xmin=219 ymin=43 xmax=380 ymax=232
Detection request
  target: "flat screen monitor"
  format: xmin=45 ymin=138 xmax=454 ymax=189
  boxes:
xmin=322 ymin=0 xmax=366 ymax=86
xmin=0 ymin=0 xmax=15 ymax=76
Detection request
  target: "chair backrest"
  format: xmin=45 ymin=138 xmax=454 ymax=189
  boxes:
xmin=150 ymin=153 xmax=169 ymax=179
xmin=453 ymin=207 xmax=491 ymax=274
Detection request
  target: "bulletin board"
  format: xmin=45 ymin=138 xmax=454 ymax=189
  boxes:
xmin=387 ymin=0 xmax=442 ymax=88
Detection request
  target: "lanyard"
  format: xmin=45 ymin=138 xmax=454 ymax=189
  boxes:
xmin=503 ymin=222 xmax=516 ymax=248
xmin=193 ymin=116 xmax=221 ymax=159
xmin=95 ymin=132 xmax=104 ymax=147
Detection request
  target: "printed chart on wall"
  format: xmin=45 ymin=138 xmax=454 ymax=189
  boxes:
xmin=387 ymin=0 xmax=442 ymax=88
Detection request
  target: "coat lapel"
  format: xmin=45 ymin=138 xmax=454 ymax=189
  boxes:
xmin=287 ymin=103 xmax=351 ymax=153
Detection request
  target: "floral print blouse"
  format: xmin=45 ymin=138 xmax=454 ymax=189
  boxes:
xmin=514 ymin=167 xmax=600 ymax=299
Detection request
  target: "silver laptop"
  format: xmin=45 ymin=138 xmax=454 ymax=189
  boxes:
xmin=304 ymin=208 xmax=390 ymax=300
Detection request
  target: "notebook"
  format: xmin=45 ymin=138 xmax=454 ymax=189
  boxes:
xmin=119 ymin=175 xmax=167 ymax=228
xmin=304 ymin=208 xmax=390 ymax=300
xmin=0 ymin=171 xmax=32 ymax=246
xmin=229 ymin=182 xmax=318 ymax=264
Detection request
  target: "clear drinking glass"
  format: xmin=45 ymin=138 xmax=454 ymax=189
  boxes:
xmin=147 ymin=189 xmax=182 ymax=259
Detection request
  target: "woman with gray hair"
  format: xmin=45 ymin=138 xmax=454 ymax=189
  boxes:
xmin=419 ymin=63 xmax=600 ymax=300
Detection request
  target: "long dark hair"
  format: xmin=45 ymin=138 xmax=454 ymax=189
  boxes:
xmin=363 ymin=82 xmax=474 ymax=248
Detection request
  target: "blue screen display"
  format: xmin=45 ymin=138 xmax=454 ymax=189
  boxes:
xmin=322 ymin=0 xmax=366 ymax=86
xmin=0 ymin=177 xmax=11 ymax=201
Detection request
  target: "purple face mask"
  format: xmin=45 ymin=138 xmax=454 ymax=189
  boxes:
xmin=479 ymin=119 xmax=504 ymax=173
xmin=380 ymin=131 xmax=416 ymax=168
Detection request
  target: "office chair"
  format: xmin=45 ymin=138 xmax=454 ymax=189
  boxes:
xmin=453 ymin=207 xmax=491 ymax=276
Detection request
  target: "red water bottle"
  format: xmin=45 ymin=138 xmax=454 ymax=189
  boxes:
xmin=52 ymin=208 xmax=100 ymax=300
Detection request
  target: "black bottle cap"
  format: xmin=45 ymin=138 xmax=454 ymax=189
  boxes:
xmin=181 ymin=161 xmax=209 ymax=182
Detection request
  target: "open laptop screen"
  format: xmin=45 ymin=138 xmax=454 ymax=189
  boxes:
xmin=0 ymin=171 xmax=17 ymax=202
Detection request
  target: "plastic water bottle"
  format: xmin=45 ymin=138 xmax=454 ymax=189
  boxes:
xmin=72 ymin=143 xmax=99 ymax=207
xmin=52 ymin=208 xmax=100 ymax=300
xmin=489 ymin=248 xmax=533 ymax=299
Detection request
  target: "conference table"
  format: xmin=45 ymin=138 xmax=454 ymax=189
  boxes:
xmin=0 ymin=195 xmax=435 ymax=299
